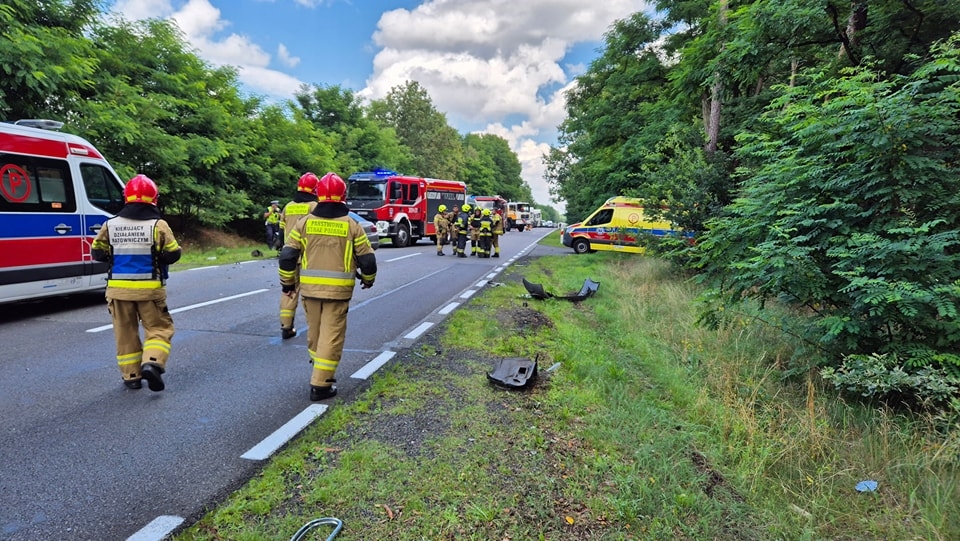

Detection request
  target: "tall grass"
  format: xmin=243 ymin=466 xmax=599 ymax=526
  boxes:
xmin=176 ymin=251 xmax=959 ymax=540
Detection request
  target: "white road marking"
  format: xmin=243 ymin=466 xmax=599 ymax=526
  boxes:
xmin=85 ymin=289 xmax=270 ymax=333
xmin=439 ymin=302 xmax=459 ymax=315
xmin=486 ymin=272 xmax=498 ymax=279
xmin=241 ymin=404 xmax=327 ymax=460
xmin=351 ymin=351 xmax=396 ymax=380
xmin=476 ymin=280 xmax=488 ymax=288
xmin=126 ymin=515 xmax=184 ymax=541
xmin=404 ymin=322 xmax=433 ymax=340
xmin=386 ymin=252 xmax=421 ymax=262
xmin=460 ymin=289 xmax=477 ymax=299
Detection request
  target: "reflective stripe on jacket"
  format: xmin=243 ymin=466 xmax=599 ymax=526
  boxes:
xmin=282 ymin=215 xmax=375 ymax=300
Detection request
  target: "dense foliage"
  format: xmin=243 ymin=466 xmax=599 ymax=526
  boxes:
xmin=545 ymin=1 xmax=960 ymax=405
xmin=0 ymin=0 xmax=534 ymax=226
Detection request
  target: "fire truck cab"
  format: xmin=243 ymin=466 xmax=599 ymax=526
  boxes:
xmin=346 ymin=169 xmax=466 ymax=247
xmin=0 ymin=120 xmax=127 ymax=303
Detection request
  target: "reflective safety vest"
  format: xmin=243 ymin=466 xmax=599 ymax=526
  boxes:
xmin=265 ymin=207 xmax=281 ymax=225
xmin=479 ymin=216 xmax=493 ymax=235
xmin=106 ymin=217 xmax=161 ymax=289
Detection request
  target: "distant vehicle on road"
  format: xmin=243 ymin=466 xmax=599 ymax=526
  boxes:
xmin=349 ymin=211 xmax=379 ymax=250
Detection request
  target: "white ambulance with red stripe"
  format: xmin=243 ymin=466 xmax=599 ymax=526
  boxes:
xmin=0 ymin=120 xmax=126 ymax=303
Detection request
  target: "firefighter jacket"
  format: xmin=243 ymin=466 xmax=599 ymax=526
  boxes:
xmin=455 ymin=211 xmax=471 ymax=234
xmin=91 ymin=203 xmax=181 ymax=301
xmin=492 ymin=212 xmax=504 ymax=235
xmin=280 ymin=192 xmax=319 ymax=232
xmin=479 ymin=215 xmax=493 ymax=236
xmin=433 ymin=212 xmax=449 ymax=234
xmin=278 ymin=202 xmax=377 ymax=301
xmin=470 ymin=212 xmax=482 ymax=232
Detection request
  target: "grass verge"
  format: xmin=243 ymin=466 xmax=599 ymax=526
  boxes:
xmin=175 ymin=245 xmax=960 ymax=540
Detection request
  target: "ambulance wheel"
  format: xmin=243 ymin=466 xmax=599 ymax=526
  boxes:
xmin=392 ymin=222 xmax=411 ymax=247
xmin=572 ymin=238 xmax=590 ymax=254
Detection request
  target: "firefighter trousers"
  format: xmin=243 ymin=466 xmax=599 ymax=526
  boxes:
xmin=107 ymin=296 xmax=174 ymax=382
xmin=302 ymin=297 xmax=349 ymax=387
xmin=280 ymin=273 xmax=302 ymax=330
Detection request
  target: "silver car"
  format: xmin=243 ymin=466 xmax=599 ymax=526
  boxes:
xmin=349 ymin=211 xmax=380 ymax=250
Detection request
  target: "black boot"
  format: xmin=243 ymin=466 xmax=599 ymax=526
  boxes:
xmin=493 ymin=253 xmax=499 ymax=258
xmin=310 ymin=384 xmax=338 ymax=401
xmin=281 ymin=327 xmax=297 ymax=339
xmin=123 ymin=378 xmax=142 ymax=390
xmin=141 ymin=362 xmax=165 ymax=392
xmin=437 ymin=250 xmax=444 ymax=256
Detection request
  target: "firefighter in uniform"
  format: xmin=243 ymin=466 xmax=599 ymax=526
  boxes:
xmin=455 ymin=204 xmax=471 ymax=257
xmin=447 ymin=205 xmax=460 ymax=247
xmin=469 ymin=206 xmax=483 ymax=256
xmin=278 ymin=172 xmax=321 ymax=339
xmin=264 ymin=200 xmax=281 ymax=251
xmin=279 ymin=172 xmax=377 ymax=401
xmin=434 ymin=204 xmax=449 ymax=256
xmin=491 ymin=206 xmax=504 ymax=258
xmin=478 ymin=208 xmax=493 ymax=258
xmin=91 ymin=174 xmax=181 ymax=392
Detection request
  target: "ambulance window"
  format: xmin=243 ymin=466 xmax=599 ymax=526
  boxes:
xmin=0 ymin=153 xmax=76 ymax=212
xmin=80 ymin=164 xmax=124 ymax=215
xmin=585 ymin=208 xmax=614 ymax=226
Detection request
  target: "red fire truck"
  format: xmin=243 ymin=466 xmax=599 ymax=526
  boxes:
xmin=346 ymin=169 xmax=466 ymax=247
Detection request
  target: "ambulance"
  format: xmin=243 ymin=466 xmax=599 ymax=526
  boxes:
xmin=561 ymin=196 xmax=689 ymax=254
xmin=0 ymin=120 xmax=127 ymax=303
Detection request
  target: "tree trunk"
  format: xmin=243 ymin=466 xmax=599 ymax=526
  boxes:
xmin=705 ymin=0 xmax=728 ymax=154
xmin=838 ymin=1 xmax=868 ymax=61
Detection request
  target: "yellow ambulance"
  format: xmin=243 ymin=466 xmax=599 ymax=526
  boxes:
xmin=561 ymin=196 xmax=686 ymax=254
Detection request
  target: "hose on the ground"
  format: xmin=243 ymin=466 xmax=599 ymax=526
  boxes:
xmin=289 ymin=517 xmax=343 ymax=541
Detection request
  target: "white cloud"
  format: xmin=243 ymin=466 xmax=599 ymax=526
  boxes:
xmin=109 ymin=0 xmax=305 ymax=97
xmin=277 ymin=44 xmax=301 ymax=68
xmin=364 ymin=0 xmax=651 ymax=210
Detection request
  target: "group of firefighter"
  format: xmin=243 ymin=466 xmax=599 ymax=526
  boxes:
xmin=433 ymin=201 xmax=504 ymax=258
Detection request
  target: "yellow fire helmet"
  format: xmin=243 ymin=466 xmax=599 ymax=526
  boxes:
xmin=462 ymin=204 xmax=471 ymax=212
xmin=439 ymin=204 xmax=447 ymax=212
xmin=482 ymin=208 xmax=491 ymax=216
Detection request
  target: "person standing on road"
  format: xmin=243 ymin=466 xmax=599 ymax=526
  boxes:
xmin=469 ymin=206 xmax=483 ymax=256
xmin=264 ymin=200 xmax=281 ymax=251
xmin=279 ymin=172 xmax=377 ymax=401
xmin=455 ymin=203 xmax=471 ymax=257
xmin=478 ymin=208 xmax=493 ymax=258
xmin=434 ymin=204 xmax=449 ymax=256
xmin=278 ymin=172 xmax=321 ymax=339
xmin=447 ymin=205 xmax=460 ymax=247
xmin=490 ymin=206 xmax=504 ymax=258
xmin=91 ymin=174 xmax=181 ymax=392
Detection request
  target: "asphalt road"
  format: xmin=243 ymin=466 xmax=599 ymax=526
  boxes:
xmin=0 ymin=228 xmax=558 ymax=541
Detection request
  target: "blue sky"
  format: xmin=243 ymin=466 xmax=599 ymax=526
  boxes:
xmin=107 ymin=0 xmax=653 ymax=211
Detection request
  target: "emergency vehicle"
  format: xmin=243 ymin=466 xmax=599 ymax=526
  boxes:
xmin=346 ymin=169 xmax=466 ymax=247
xmin=0 ymin=120 xmax=126 ymax=303
xmin=506 ymin=201 xmax=531 ymax=232
xmin=471 ymin=195 xmax=508 ymax=219
xmin=561 ymin=196 xmax=689 ymax=254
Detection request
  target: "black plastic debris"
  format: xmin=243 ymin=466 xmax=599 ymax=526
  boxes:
xmin=522 ymin=277 xmax=600 ymax=302
xmin=487 ymin=357 xmax=538 ymax=389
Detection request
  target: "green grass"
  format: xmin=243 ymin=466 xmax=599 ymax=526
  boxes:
xmin=174 ymin=242 xmax=960 ymax=541
xmin=175 ymin=245 xmax=269 ymax=269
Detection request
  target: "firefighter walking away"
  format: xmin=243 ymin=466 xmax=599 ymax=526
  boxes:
xmin=278 ymin=172 xmax=377 ymax=401
xmin=91 ymin=174 xmax=181 ymax=392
